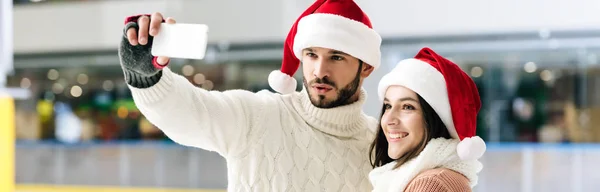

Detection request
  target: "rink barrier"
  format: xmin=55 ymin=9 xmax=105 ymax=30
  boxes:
xmin=15 ymin=140 xmax=600 ymax=151
xmin=1 ymin=96 xmax=15 ymax=192
xmin=14 ymin=141 xmax=600 ymax=192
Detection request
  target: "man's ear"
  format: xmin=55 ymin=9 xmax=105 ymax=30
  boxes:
xmin=360 ymin=63 xmax=375 ymax=78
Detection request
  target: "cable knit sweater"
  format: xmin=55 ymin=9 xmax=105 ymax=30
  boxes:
xmin=127 ymin=67 xmax=378 ymax=191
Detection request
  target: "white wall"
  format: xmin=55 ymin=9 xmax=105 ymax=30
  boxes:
xmin=366 ymin=0 xmax=600 ymax=37
xmin=1 ymin=0 xmax=13 ymax=80
xmin=13 ymin=0 xmax=600 ymax=53
xmin=14 ymin=0 xmax=171 ymax=53
xmin=13 ymin=0 xmax=291 ymax=53
xmin=177 ymin=0 xmax=286 ymax=43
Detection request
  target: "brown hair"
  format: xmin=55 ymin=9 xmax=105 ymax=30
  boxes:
xmin=369 ymin=94 xmax=452 ymax=169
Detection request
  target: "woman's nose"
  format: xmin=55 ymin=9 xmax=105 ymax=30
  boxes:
xmin=383 ymin=113 xmax=400 ymax=126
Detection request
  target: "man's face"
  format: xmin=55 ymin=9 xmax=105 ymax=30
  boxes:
xmin=301 ymin=47 xmax=373 ymax=108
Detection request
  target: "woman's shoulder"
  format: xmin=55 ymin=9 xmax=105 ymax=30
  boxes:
xmin=405 ymin=168 xmax=471 ymax=192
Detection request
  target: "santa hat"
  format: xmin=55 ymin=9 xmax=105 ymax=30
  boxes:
xmin=377 ymin=47 xmax=486 ymax=161
xmin=268 ymin=0 xmax=382 ymax=94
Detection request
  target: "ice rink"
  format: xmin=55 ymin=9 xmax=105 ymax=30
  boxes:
xmin=3 ymin=0 xmax=600 ymax=191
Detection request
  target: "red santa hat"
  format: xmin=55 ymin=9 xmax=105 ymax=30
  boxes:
xmin=377 ymin=47 xmax=486 ymax=161
xmin=268 ymin=0 xmax=382 ymax=94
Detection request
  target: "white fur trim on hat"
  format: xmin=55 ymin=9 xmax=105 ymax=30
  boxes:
xmin=268 ymin=70 xmax=297 ymax=94
xmin=293 ymin=13 xmax=382 ymax=69
xmin=377 ymin=58 xmax=459 ymax=140
xmin=457 ymin=136 xmax=486 ymax=160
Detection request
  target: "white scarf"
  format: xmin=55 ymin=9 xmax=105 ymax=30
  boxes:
xmin=368 ymin=137 xmax=483 ymax=192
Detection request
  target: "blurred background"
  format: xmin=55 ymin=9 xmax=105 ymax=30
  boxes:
xmin=2 ymin=0 xmax=600 ymax=191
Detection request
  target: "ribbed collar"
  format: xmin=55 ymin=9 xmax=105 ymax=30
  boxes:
xmin=292 ymin=86 xmax=369 ymax=138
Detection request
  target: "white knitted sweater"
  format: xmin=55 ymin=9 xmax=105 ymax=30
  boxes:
xmin=128 ymin=68 xmax=378 ymax=191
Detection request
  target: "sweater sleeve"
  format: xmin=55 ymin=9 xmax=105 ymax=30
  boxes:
xmin=404 ymin=169 xmax=471 ymax=192
xmin=129 ymin=67 xmax=275 ymax=157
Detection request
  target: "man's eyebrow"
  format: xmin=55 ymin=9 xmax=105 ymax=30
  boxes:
xmin=329 ymin=50 xmax=349 ymax=56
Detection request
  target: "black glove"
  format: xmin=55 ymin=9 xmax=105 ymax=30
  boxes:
xmin=118 ymin=14 xmax=166 ymax=88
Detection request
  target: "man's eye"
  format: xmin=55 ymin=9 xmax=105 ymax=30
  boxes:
xmin=331 ymin=56 xmax=344 ymax=61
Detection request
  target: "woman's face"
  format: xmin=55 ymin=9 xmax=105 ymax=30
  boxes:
xmin=381 ymin=85 xmax=426 ymax=159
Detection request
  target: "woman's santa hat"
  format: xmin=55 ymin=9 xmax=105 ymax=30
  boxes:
xmin=378 ymin=47 xmax=486 ymax=161
xmin=268 ymin=0 xmax=382 ymax=94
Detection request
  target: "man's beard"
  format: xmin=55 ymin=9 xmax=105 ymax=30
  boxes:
xmin=303 ymin=64 xmax=362 ymax=109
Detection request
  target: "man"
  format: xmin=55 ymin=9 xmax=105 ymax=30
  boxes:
xmin=118 ymin=0 xmax=382 ymax=191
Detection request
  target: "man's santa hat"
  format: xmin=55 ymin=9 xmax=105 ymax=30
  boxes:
xmin=268 ymin=0 xmax=382 ymax=94
xmin=378 ymin=47 xmax=486 ymax=161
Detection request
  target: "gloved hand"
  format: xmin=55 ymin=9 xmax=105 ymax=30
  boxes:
xmin=118 ymin=12 xmax=175 ymax=88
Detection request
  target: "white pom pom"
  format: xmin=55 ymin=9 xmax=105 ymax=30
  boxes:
xmin=268 ymin=70 xmax=297 ymax=94
xmin=456 ymin=136 xmax=486 ymax=161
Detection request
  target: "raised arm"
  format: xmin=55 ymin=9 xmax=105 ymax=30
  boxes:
xmin=118 ymin=13 xmax=276 ymax=157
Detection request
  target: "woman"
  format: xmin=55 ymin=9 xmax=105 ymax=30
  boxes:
xmin=368 ymin=47 xmax=486 ymax=192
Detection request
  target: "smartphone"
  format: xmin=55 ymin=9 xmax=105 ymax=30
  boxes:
xmin=151 ymin=23 xmax=209 ymax=60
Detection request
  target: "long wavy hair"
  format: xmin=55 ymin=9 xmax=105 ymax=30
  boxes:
xmin=369 ymin=94 xmax=452 ymax=169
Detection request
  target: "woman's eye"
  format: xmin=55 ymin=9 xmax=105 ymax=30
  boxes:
xmin=306 ymin=53 xmax=317 ymax=57
xmin=383 ymin=104 xmax=391 ymax=110
xmin=402 ymin=104 xmax=415 ymax=110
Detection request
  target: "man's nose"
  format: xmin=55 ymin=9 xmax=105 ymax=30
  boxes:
xmin=313 ymin=59 xmax=330 ymax=79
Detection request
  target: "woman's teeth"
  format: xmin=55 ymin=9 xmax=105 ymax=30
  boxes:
xmin=389 ymin=133 xmax=408 ymax=139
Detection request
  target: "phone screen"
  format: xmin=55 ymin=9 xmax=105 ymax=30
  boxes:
xmin=151 ymin=23 xmax=209 ymax=60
